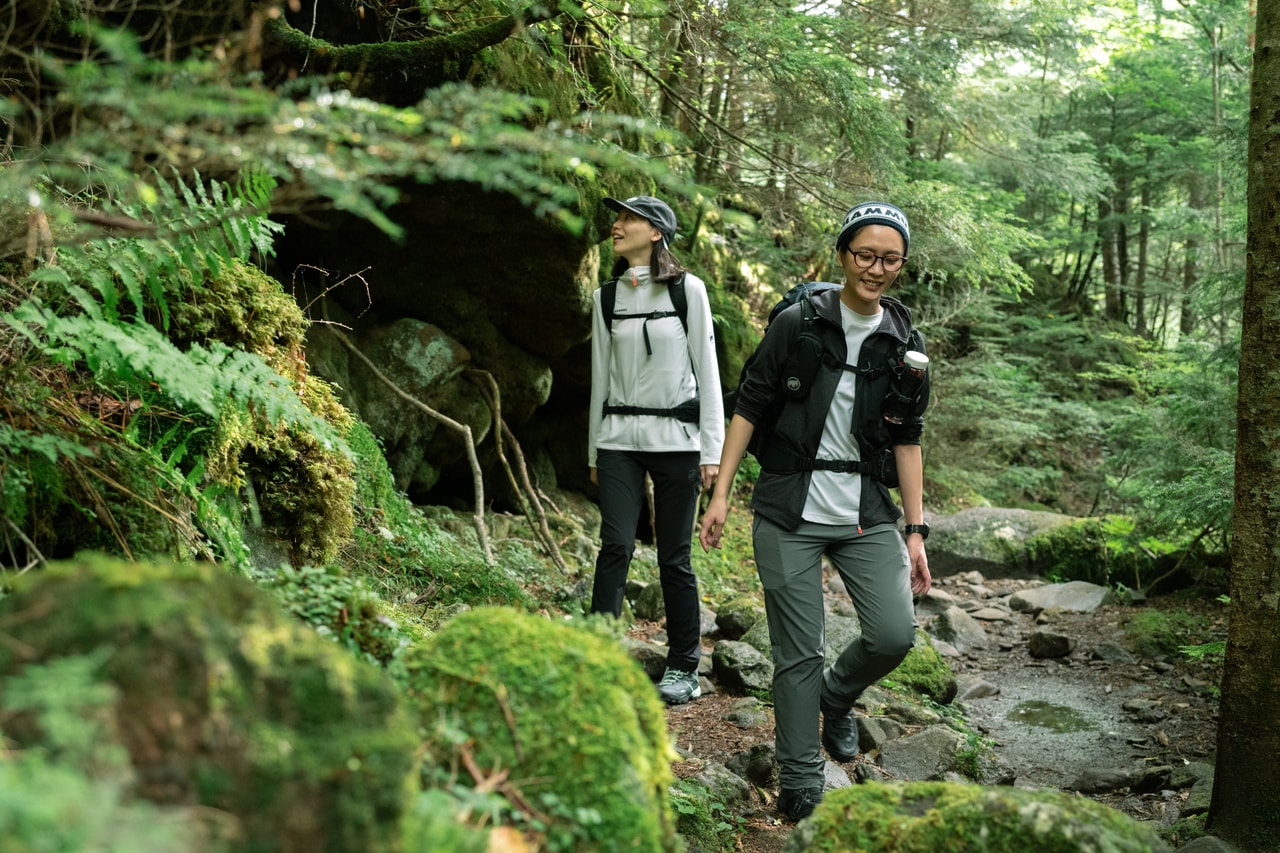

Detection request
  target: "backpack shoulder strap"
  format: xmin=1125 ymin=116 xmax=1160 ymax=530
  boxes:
xmin=669 ymin=273 xmax=689 ymax=336
xmin=601 ymin=279 xmax=618 ymax=333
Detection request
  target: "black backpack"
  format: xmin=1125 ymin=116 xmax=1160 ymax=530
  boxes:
xmin=599 ymin=273 xmax=699 ymax=422
xmin=725 ymin=281 xmax=842 ymax=459
xmin=600 ymin=273 xmax=688 ymax=352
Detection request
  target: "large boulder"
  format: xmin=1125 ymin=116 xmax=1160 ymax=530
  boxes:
xmin=0 ymin=555 xmax=421 ymax=853
xmin=283 ymin=182 xmax=601 ymax=500
xmin=928 ymin=508 xmax=1074 ymax=577
xmin=783 ymin=781 xmax=1170 ymax=852
xmin=406 ymin=607 xmax=679 ymax=853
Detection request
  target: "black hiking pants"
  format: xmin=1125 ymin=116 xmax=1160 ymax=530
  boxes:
xmin=591 ymin=449 xmax=702 ymax=673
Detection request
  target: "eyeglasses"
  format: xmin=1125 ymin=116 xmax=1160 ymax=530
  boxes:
xmin=849 ymin=250 xmax=907 ymax=272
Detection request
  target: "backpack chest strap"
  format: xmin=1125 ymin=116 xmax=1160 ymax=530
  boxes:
xmin=610 ymin=310 xmax=683 ymax=355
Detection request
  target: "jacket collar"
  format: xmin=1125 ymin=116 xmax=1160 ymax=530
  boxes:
xmin=811 ymin=285 xmax=915 ymax=343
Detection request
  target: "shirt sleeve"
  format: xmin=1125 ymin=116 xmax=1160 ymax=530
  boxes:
xmin=684 ymin=275 xmax=725 ymax=465
xmin=733 ymin=302 xmax=802 ymax=425
xmin=587 ymin=288 xmax=610 ymax=468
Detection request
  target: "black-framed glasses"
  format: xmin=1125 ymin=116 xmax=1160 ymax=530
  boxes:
xmin=849 ymin=250 xmax=907 ymax=272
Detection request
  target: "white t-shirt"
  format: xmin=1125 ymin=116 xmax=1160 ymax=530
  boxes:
xmin=801 ymin=302 xmax=882 ymax=525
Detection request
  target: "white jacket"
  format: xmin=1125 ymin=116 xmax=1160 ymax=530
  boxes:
xmin=588 ymin=267 xmax=725 ymax=467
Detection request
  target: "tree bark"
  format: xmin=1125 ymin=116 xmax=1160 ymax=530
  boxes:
xmin=1207 ymin=4 xmax=1280 ymax=848
xmin=1181 ymin=171 xmax=1206 ymax=337
xmin=1134 ymin=180 xmax=1150 ymax=338
xmin=264 ymin=2 xmax=562 ymax=76
xmin=1099 ymin=196 xmax=1123 ymax=320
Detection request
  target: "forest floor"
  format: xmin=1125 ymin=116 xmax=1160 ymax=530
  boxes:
xmin=647 ymin=570 xmax=1226 ymax=853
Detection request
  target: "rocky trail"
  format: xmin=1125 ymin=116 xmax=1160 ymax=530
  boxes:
xmin=646 ymin=568 xmax=1225 ymax=852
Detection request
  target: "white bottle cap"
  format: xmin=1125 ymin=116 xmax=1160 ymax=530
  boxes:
xmin=904 ymin=351 xmax=929 ymax=370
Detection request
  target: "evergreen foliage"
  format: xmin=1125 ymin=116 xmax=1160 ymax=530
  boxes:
xmin=0 ymin=0 xmax=1263 ymax=847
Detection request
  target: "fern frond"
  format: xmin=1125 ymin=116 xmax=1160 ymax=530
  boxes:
xmin=2 ymin=308 xmax=346 ymax=456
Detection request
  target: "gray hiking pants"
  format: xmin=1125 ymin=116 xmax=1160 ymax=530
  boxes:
xmin=752 ymin=517 xmax=916 ymax=790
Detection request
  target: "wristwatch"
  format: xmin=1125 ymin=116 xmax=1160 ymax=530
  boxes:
xmin=903 ymin=523 xmax=930 ymax=540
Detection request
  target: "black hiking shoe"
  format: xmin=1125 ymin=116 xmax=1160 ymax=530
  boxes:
xmin=821 ymin=704 xmax=860 ymax=762
xmin=777 ymin=787 xmax=824 ymax=822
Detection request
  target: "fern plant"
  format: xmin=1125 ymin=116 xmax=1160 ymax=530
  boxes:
xmin=0 ymin=168 xmax=351 ymax=572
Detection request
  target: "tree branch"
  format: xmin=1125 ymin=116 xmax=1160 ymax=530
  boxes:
xmin=263 ymin=2 xmax=563 ymax=74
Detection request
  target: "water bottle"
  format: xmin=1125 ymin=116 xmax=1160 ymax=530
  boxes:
xmin=882 ymin=351 xmax=929 ymax=425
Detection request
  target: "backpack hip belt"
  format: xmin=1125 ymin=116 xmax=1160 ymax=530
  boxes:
xmin=759 ymin=447 xmax=897 ymax=483
xmin=603 ymin=399 xmax=700 ymax=424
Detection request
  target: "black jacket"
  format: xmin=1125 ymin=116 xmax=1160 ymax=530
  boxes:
xmin=733 ymin=287 xmax=928 ymax=532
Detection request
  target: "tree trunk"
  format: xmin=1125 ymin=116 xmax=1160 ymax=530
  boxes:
xmin=658 ymin=13 xmax=682 ymax=123
xmin=723 ymin=56 xmax=743 ymax=183
xmin=1099 ymin=197 xmax=1123 ymax=320
xmin=1114 ymin=178 xmax=1131 ymax=323
xmin=1182 ymin=172 xmax=1206 ymax=337
xmin=1134 ymin=181 xmax=1150 ymax=338
xmin=1207 ymin=4 xmax=1280 ymax=848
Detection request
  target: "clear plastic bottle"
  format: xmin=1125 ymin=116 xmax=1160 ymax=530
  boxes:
xmin=882 ymin=351 xmax=929 ymax=425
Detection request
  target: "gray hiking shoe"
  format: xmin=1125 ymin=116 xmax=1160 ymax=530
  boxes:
xmin=657 ymin=668 xmax=701 ymax=705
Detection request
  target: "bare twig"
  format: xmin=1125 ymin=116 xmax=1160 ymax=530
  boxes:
xmin=324 ymin=326 xmax=493 ymax=564
xmin=465 ymin=369 xmax=568 ymax=574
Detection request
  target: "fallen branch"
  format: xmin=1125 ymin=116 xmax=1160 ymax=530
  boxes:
xmin=324 ymin=327 xmax=493 ymax=565
xmin=465 ymin=369 xmax=568 ymax=574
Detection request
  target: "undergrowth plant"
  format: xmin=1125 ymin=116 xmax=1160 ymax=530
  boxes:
xmin=0 ymin=652 xmax=207 ymax=850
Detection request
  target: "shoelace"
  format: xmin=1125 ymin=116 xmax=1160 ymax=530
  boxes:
xmin=660 ymin=669 xmax=694 ymax=684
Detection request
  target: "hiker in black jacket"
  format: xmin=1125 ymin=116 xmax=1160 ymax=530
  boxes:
xmin=699 ymin=201 xmax=932 ymax=822
xmin=588 ymin=195 xmax=724 ymax=706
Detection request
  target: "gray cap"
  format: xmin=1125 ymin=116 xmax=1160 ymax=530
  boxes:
xmin=604 ymin=195 xmax=677 ymax=243
xmin=836 ymin=201 xmax=910 ymax=254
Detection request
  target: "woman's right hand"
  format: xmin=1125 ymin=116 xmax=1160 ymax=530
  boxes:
xmin=699 ymin=497 xmax=729 ymax=552
xmin=589 ymin=467 xmax=598 ymax=486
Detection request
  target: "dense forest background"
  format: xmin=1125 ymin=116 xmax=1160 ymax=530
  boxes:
xmin=3 ymin=0 xmax=1254 ymax=583
xmin=1 ymin=0 xmax=1273 ymax=850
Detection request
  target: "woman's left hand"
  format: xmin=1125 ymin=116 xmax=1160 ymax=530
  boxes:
xmin=908 ymin=538 xmax=931 ymax=596
xmin=699 ymin=464 xmax=719 ymax=492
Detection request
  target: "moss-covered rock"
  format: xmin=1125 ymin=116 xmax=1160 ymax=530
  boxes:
xmin=0 ymin=555 xmax=420 ymax=853
xmin=670 ymin=776 xmax=739 ymax=853
xmin=407 ymin=607 xmax=679 ymax=852
xmin=1024 ymin=516 xmax=1113 ymax=584
xmin=784 ymin=780 xmax=1170 ymax=852
xmin=1025 ymin=514 xmax=1167 ymax=589
xmin=887 ymin=630 xmax=958 ymax=705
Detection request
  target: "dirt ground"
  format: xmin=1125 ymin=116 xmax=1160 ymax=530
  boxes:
xmin=650 ymin=570 xmax=1225 ymax=853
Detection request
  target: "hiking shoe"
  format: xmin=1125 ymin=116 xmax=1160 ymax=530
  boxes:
xmin=657 ymin=668 xmax=701 ymax=705
xmin=777 ymin=787 xmax=824 ymax=822
xmin=822 ymin=704 xmax=859 ymax=762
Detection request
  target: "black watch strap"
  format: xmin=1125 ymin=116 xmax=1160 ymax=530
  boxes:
xmin=903 ymin=523 xmax=930 ymax=540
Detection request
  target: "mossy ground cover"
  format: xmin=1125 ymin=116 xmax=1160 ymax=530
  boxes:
xmin=408 ymin=606 xmax=680 ymax=852
xmin=0 ymin=554 xmax=420 ymax=853
xmin=793 ymin=780 xmax=1170 ymax=853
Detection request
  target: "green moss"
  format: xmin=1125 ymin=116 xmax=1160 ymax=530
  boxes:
xmin=796 ymin=781 xmax=1169 ymax=853
xmin=267 ymin=562 xmax=410 ymax=665
xmin=1125 ymin=609 xmax=1211 ymax=659
xmin=887 ymin=630 xmax=957 ymax=704
xmin=407 ymin=607 xmax=679 ymax=852
xmin=401 ymin=789 xmax=495 ymax=852
xmin=345 ymin=419 xmax=405 ymax=527
xmin=1025 ymin=517 xmax=1111 ymax=584
xmin=169 ymin=258 xmax=308 ymax=364
xmin=0 ymin=554 xmax=420 ymax=853
xmin=670 ymin=777 xmax=739 ymax=853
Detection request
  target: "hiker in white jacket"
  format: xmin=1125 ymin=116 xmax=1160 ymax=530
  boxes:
xmin=587 ymin=194 xmax=724 ymax=705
